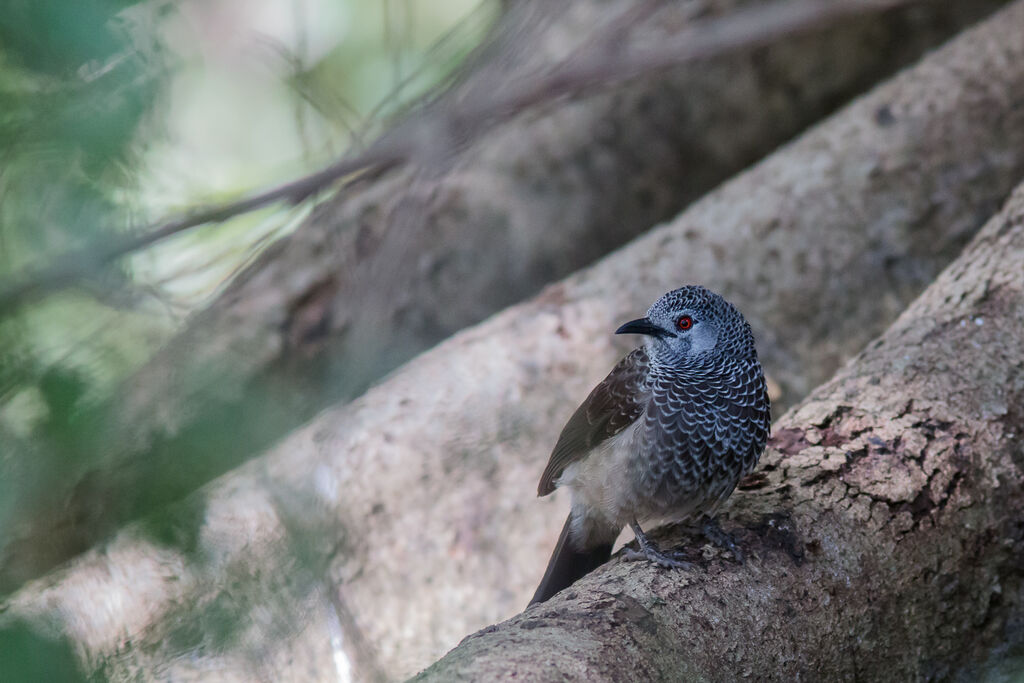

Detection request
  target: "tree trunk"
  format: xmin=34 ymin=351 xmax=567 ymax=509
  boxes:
xmin=5 ymin=2 xmax=1024 ymax=681
xmin=414 ymin=160 xmax=1024 ymax=683
xmin=2 ymin=0 xmax=1003 ymax=593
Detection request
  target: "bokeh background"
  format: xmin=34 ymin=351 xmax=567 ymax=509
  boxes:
xmin=0 ymin=1 xmax=494 ymax=679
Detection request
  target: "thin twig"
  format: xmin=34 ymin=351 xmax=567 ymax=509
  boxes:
xmin=0 ymin=0 xmax=921 ymax=314
xmin=0 ymin=143 xmax=407 ymax=313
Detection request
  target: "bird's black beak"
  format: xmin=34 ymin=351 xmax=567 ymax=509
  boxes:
xmin=615 ymin=317 xmax=668 ymax=338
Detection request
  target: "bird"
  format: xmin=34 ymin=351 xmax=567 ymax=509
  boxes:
xmin=529 ymin=285 xmax=770 ymax=605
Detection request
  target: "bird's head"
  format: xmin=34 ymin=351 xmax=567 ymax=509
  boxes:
xmin=615 ymin=285 xmax=756 ymax=366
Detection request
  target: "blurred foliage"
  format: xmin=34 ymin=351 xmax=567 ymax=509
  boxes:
xmin=0 ymin=618 xmax=86 ymax=683
xmin=0 ymin=0 xmax=495 ymax=675
xmin=293 ymin=0 xmax=496 ymax=144
xmin=0 ymin=0 xmax=159 ymax=273
xmin=0 ymin=0 xmax=497 ymax=597
xmin=0 ymin=0 xmax=169 ymax=571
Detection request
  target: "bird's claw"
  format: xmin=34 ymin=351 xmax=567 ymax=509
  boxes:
xmin=626 ymin=519 xmax=696 ymax=570
xmin=623 ymin=545 xmax=695 ymax=570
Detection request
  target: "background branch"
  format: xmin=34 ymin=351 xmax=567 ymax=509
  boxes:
xmin=0 ymin=0 xmax=935 ymax=314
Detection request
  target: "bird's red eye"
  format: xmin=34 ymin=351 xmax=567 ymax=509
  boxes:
xmin=677 ymin=315 xmax=693 ymax=330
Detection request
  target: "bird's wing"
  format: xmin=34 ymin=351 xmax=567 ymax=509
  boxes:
xmin=537 ymin=347 xmax=650 ymax=496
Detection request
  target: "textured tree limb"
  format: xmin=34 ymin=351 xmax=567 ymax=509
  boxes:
xmin=414 ymin=156 xmax=1024 ymax=683
xmin=5 ymin=3 xmax=1024 ymax=680
xmin=1 ymin=0 xmax=1006 ymax=593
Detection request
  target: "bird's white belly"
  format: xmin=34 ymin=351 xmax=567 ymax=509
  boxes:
xmin=557 ymin=419 xmax=719 ymax=546
xmin=557 ymin=424 xmax=644 ymax=535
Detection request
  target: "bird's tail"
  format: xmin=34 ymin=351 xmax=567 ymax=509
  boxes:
xmin=529 ymin=514 xmax=613 ymax=605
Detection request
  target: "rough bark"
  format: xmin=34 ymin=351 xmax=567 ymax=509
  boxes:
xmin=6 ymin=3 xmax=1024 ymax=681
xmin=1 ymin=0 xmax=1003 ymax=593
xmin=415 ymin=156 xmax=1024 ymax=683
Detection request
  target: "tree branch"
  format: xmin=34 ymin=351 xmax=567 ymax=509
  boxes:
xmin=415 ymin=169 xmax=1024 ymax=683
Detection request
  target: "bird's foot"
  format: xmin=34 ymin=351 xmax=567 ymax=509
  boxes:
xmin=701 ymin=516 xmax=744 ymax=564
xmin=622 ymin=546 xmax=695 ymax=569
xmin=626 ymin=520 xmax=695 ymax=570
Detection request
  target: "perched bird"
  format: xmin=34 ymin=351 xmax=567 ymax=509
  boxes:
xmin=530 ymin=285 xmax=770 ymax=605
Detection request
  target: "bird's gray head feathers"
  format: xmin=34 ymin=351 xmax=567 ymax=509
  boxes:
xmin=616 ymin=285 xmax=756 ymax=366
